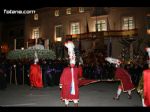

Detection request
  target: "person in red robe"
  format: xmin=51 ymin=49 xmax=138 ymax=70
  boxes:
xmin=29 ymin=53 xmax=43 ymax=88
xmin=114 ymin=66 xmax=135 ymax=100
xmin=142 ymin=47 xmax=150 ymax=107
xmin=60 ymin=41 xmax=80 ymax=107
xmin=143 ymin=67 xmax=150 ymax=107
xmin=105 ymin=57 xmax=135 ymax=100
xmin=60 ymin=64 xmax=80 ymax=107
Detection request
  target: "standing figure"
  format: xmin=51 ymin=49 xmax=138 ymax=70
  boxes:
xmin=105 ymin=57 xmax=135 ymax=100
xmin=140 ymin=47 xmax=150 ymax=107
xmin=0 ymin=66 xmax=7 ymax=90
xmin=60 ymin=64 xmax=80 ymax=107
xmin=29 ymin=52 xmax=43 ymax=88
xmin=59 ymin=41 xmax=80 ymax=107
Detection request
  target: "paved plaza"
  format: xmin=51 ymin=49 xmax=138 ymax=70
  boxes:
xmin=0 ymin=81 xmax=142 ymax=107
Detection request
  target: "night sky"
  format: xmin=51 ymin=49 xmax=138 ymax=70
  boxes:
xmin=0 ymin=7 xmax=45 ymax=22
xmin=0 ymin=0 xmax=149 ymax=22
xmin=0 ymin=0 xmax=48 ymax=22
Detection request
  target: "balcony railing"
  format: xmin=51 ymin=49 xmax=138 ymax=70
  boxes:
xmin=65 ymin=29 xmax=138 ymax=40
xmin=103 ymin=29 xmax=138 ymax=37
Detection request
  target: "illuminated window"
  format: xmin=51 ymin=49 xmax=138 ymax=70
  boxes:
xmin=95 ymin=19 xmax=107 ymax=31
xmin=55 ymin=25 xmax=63 ymax=37
xmin=34 ymin=14 xmax=38 ymax=20
xmin=32 ymin=27 xmax=39 ymax=39
xmin=66 ymin=8 xmax=71 ymax=15
xmin=71 ymin=22 xmax=80 ymax=34
xmin=79 ymin=7 xmax=84 ymax=13
xmin=55 ymin=10 xmax=59 ymax=16
xmin=122 ymin=17 xmax=135 ymax=30
xmin=55 ymin=25 xmax=63 ymax=41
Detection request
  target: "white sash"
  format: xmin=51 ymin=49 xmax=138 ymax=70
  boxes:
xmin=71 ymin=68 xmax=75 ymax=95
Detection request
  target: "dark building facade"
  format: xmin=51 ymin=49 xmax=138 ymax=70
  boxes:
xmin=24 ymin=7 xmax=150 ymax=59
xmin=0 ymin=16 xmax=25 ymax=53
xmin=1 ymin=7 xmax=150 ymax=61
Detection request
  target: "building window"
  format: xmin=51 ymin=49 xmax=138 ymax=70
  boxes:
xmin=55 ymin=25 xmax=63 ymax=37
xmin=34 ymin=14 xmax=38 ymax=20
xmin=55 ymin=10 xmax=59 ymax=16
xmin=66 ymin=8 xmax=71 ymax=15
xmin=95 ymin=19 xmax=107 ymax=31
xmin=79 ymin=7 xmax=84 ymax=13
xmin=55 ymin=25 xmax=63 ymax=41
xmin=71 ymin=22 xmax=80 ymax=34
xmin=122 ymin=17 xmax=135 ymax=30
xmin=147 ymin=15 xmax=150 ymax=34
xmin=32 ymin=27 xmax=39 ymax=39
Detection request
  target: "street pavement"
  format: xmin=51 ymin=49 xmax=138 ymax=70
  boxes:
xmin=0 ymin=81 xmax=142 ymax=107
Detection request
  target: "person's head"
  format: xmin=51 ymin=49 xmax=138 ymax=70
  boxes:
xmin=105 ymin=57 xmax=121 ymax=68
xmin=64 ymin=40 xmax=76 ymax=68
xmin=115 ymin=63 xmax=120 ymax=68
xmin=64 ymin=41 xmax=75 ymax=51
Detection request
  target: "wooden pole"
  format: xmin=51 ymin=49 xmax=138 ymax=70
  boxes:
xmin=44 ymin=39 xmax=46 ymax=49
xmin=26 ymin=41 xmax=28 ymax=49
xmin=44 ymin=39 xmax=49 ymax=49
xmin=22 ymin=65 xmax=24 ymax=85
xmin=10 ymin=67 xmax=12 ymax=85
xmin=35 ymin=38 xmax=38 ymax=45
xmin=14 ymin=39 xmax=16 ymax=50
xmin=14 ymin=65 xmax=17 ymax=85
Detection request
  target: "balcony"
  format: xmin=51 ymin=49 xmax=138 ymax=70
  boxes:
xmin=65 ymin=29 xmax=138 ymax=40
xmin=103 ymin=29 xmax=138 ymax=38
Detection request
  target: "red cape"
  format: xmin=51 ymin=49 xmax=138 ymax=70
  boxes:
xmin=78 ymin=66 xmax=102 ymax=87
xmin=78 ymin=66 xmax=83 ymax=78
xmin=79 ymin=78 xmax=100 ymax=87
xmin=115 ymin=68 xmax=135 ymax=92
xmin=78 ymin=66 xmax=99 ymax=87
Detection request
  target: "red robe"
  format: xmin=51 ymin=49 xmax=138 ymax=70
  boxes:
xmin=60 ymin=67 xmax=80 ymax=101
xmin=30 ymin=64 xmax=43 ymax=88
xmin=78 ymin=65 xmax=83 ymax=78
xmin=143 ymin=69 xmax=150 ymax=106
xmin=115 ymin=68 xmax=135 ymax=92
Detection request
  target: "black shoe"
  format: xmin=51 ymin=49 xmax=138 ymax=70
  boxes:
xmin=128 ymin=94 xmax=132 ymax=99
xmin=65 ymin=105 xmax=69 ymax=107
xmin=113 ymin=96 xmax=119 ymax=100
xmin=30 ymin=86 xmax=33 ymax=90
xmin=74 ymin=103 xmax=78 ymax=107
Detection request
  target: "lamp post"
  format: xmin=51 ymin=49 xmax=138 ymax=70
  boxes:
xmin=14 ymin=38 xmax=16 ymax=50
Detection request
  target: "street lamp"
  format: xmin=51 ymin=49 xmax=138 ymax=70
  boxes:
xmin=147 ymin=29 xmax=150 ymax=35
